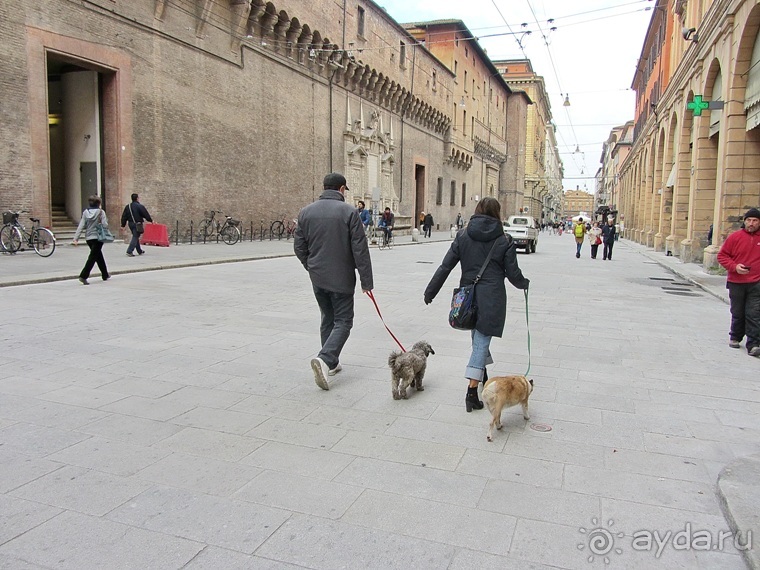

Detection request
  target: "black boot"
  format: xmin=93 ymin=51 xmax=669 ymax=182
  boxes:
xmin=465 ymin=386 xmax=484 ymax=412
xmin=482 ymin=367 xmax=488 ymax=383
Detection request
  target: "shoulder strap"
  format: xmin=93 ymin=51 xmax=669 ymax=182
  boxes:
xmin=473 ymin=239 xmax=499 ymax=285
xmin=128 ymin=203 xmax=137 ymax=224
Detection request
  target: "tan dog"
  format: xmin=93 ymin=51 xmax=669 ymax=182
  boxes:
xmin=482 ymin=375 xmax=534 ymax=442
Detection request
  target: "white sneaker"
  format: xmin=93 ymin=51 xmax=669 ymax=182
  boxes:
xmin=311 ymin=357 xmax=330 ymax=390
xmin=328 ymin=363 xmax=342 ymax=376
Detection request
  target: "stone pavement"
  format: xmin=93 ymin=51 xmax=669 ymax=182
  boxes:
xmin=0 ymin=230 xmax=758 ymax=569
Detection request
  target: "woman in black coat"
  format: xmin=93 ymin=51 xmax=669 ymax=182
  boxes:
xmin=424 ymin=197 xmax=530 ymax=412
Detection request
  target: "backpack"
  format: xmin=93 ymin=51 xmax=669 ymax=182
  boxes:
xmin=574 ymin=223 xmax=585 ymax=238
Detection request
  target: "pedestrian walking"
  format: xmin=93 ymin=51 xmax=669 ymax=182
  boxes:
xmin=601 ymin=218 xmax=617 ymax=260
xmin=418 ymin=211 xmax=425 ymax=230
xmin=424 ymin=197 xmax=530 ymax=412
xmin=456 ymin=212 xmax=464 ymax=230
xmin=423 ymin=212 xmax=434 ymax=238
xmin=120 ymin=193 xmax=153 ymax=257
xmin=294 ymin=172 xmax=374 ymax=389
xmin=71 ymin=195 xmax=110 ymax=284
xmin=588 ymin=222 xmax=602 ymax=259
xmin=573 ymin=218 xmax=587 ymax=258
xmin=717 ymin=208 xmax=760 ymax=357
xmin=357 ymin=200 xmax=371 ymax=233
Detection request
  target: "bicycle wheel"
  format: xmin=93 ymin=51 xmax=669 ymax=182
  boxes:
xmin=0 ymin=225 xmax=22 ymax=253
xmin=32 ymin=228 xmax=56 ymax=257
xmin=197 ymin=220 xmax=213 ymax=240
xmin=220 ymin=225 xmax=240 ymax=245
xmin=378 ymin=232 xmax=387 ymax=250
xmin=270 ymin=220 xmax=285 ymax=239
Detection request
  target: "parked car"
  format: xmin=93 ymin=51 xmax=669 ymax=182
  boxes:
xmin=503 ymin=215 xmax=538 ymax=253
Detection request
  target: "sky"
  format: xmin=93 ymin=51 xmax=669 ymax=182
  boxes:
xmin=376 ymin=0 xmax=655 ymax=193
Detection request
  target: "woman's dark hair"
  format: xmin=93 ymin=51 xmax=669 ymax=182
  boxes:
xmin=357 ymin=201 xmax=365 ymax=208
xmin=474 ymin=197 xmax=501 ymax=220
xmin=87 ymin=195 xmax=101 ymax=208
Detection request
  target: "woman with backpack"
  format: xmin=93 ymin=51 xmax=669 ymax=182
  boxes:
xmin=573 ymin=218 xmax=587 ymax=258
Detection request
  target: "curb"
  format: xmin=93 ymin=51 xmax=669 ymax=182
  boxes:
xmin=0 ymin=253 xmax=294 ymax=288
xmin=716 ymin=454 xmax=760 ymax=569
xmin=0 ymin=236 xmax=450 ymax=288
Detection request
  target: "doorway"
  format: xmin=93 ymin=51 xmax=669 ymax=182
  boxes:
xmin=414 ymin=164 xmax=425 ymax=227
xmin=47 ymin=55 xmax=107 ymax=223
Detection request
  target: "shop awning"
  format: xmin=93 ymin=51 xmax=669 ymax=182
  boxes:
xmin=665 ymin=163 xmax=677 ymax=188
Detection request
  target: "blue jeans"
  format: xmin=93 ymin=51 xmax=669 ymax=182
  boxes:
xmin=312 ymin=285 xmax=355 ymax=369
xmin=575 ymin=240 xmax=583 ymax=256
xmin=465 ymin=328 xmax=494 ymax=381
xmin=127 ymin=224 xmax=143 ymax=254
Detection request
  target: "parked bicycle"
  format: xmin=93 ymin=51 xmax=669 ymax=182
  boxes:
xmin=196 ymin=210 xmax=241 ymax=245
xmin=270 ymin=216 xmax=297 ymax=240
xmin=1 ymin=211 xmax=56 ymax=257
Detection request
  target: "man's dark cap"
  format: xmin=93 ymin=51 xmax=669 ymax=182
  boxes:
xmin=744 ymin=207 xmax=760 ymax=220
xmin=324 ymin=173 xmax=348 ymax=190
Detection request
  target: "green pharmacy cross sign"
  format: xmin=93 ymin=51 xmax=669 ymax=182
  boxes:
xmin=687 ymin=95 xmax=724 ymax=117
xmin=687 ymin=95 xmax=710 ymax=116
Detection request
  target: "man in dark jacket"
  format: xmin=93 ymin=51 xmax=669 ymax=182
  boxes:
xmin=120 ymin=193 xmax=153 ymax=257
xmin=423 ymin=212 xmax=434 ymax=238
xmin=294 ymin=173 xmax=374 ymax=389
xmin=601 ymin=218 xmax=617 ymax=260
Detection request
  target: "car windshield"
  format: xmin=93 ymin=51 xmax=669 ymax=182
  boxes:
xmin=511 ymin=218 xmax=529 ymax=225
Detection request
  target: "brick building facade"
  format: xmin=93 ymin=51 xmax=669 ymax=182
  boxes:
xmin=1 ymin=0 xmax=529 ymax=234
xmin=617 ymin=0 xmax=760 ymax=267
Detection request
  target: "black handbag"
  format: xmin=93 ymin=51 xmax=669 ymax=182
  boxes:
xmin=129 ymin=204 xmax=144 ymax=234
xmin=448 ymin=240 xmax=498 ymax=330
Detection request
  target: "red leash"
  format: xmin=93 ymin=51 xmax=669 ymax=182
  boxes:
xmin=365 ymin=290 xmax=406 ymax=352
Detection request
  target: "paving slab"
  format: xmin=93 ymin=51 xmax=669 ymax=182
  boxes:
xmin=718 ymin=454 xmax=760 ymax=569
xmin=0 ymin=234 xmax=757 ymax=568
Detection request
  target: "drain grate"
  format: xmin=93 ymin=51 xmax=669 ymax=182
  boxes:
xmin=670 ymin=281 xmax=694 ymax=287
xmin=649 ymin=277 xmax=674 ymax=281
xmin=664 ymin=290 xmax=701 ymax=297
xmin=416 ymin=261 xmax=434 ymax=264
xmin=661 ymin=286 xmax=692 ymax=292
